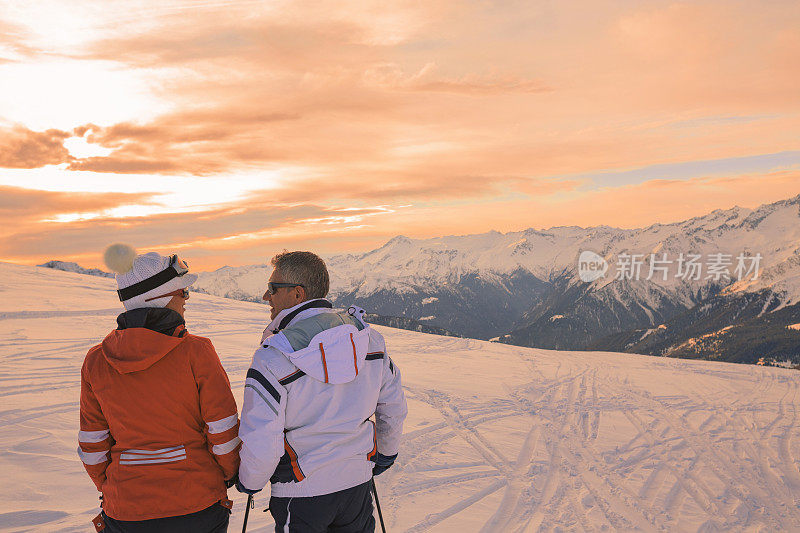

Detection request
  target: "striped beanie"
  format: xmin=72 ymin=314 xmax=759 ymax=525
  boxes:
xmin=104 ymin=244 xmax=198 ymax=311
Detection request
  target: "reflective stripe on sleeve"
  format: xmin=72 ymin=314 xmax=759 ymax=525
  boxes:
xmin=78 ymin=429 xmax=110 ymax=443
xmin=207 ymin=414 xmax=238 ymax=434
xmin=77 ymin=446 xmax=109 ymax=466
xmin=212 ymin=437 xmax=242 ymax=456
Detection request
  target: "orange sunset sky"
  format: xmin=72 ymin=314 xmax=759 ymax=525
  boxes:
xmin=1 ymin=0 xmax=799 ymax=270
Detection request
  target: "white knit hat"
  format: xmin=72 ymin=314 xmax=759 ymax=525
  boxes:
xmin=104 ymin=244 xmax=198 ymax=311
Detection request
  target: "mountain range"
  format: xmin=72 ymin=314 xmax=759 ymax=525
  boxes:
xmin=41 ymin=193 xmax=800 ymax=364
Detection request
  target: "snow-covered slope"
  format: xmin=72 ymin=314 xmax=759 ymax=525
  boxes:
xmin=3 ymin=262 xmax=800 ymax=531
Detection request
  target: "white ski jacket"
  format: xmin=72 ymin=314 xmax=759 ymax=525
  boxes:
xmin=238 ymin=299 xmax=407 ymax=497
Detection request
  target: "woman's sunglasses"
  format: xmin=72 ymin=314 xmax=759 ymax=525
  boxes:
xmin=145 ymin=287 xmax=190 ymax=302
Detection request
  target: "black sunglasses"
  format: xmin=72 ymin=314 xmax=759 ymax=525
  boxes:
xmin=267 ymin=282 xmax=304 ymax=295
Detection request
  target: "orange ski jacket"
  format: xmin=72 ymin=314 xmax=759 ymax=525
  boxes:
xmin=78 ymin=308 xmax=240 ymax=521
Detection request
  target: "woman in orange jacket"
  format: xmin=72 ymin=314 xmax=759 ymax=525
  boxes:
xmin=78 ymin=244 xmax=240 ymax=532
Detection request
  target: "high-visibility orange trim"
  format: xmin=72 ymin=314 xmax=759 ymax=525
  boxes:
xmin=350 ymin=333 xmax=358 ymax=376
xmin=284 ymin=438 xmax=305 ymax=481
xmin=319 ymin=343 xmax=329 ymax=383
xmin=367 ymin=420 xmax=377 ymax=461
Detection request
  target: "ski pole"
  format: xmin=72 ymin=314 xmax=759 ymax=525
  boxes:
xmin=242 ymin=494 xmax=253 ymax=533
xmin=371 ymin=478 xmax=386 ymax=533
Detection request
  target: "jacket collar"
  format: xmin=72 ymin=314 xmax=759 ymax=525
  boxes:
xmin=265 ymin=298 xmax=333 ymax=334
xmin=116 ymin=307 xmax=187 ymax=337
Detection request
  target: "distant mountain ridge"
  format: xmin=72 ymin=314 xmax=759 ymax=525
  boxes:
xmin=192 ymin=193 xmax=800 ymax=364
xmin=38 ymin=260 xmax=115 ymax=278
xmin=40 ymin=193 xmax=800 ymax=364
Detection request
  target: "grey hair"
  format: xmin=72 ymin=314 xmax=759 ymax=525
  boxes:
xmin=271 ymin=251 xmax=330 ymax=300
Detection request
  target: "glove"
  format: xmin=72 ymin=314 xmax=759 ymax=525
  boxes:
xmin=236 ymin=479 xmax=261 ymax=495
xmin=372 ymin=452 xmax=397 ymax=477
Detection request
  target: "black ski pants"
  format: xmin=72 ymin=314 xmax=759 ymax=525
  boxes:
xmin=269 ymin=480 xmax=375 ymax=533
xmin=101 ymin=501 xmax=230 ymax=532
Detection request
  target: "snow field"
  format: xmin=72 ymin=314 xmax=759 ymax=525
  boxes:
xmin=2 ymin=262 xmax=800 ymax=531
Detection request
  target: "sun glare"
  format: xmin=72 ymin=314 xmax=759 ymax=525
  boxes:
xmin=63 ymin=136 xmax=114 ymax=159
xmin=0 ymin=165 xmax=290 ymax=218
xmin=0 ymin=59 xmax=170 ymax=131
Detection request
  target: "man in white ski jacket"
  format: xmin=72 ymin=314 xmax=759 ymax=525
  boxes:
xmin=236 ymin=251 xmax=407 ymax=532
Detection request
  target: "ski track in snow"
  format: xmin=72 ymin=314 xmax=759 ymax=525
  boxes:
xmin=2 ymin=262 xmax=800 ymax=532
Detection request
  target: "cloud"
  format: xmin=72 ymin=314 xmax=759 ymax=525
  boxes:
xmin=0 ymin=185 xmax=158 ymax=221
xmin=363 ymin=62 xmax=550 ymax=95
xmin=0 ymin=125 xmax=72 ymax=168
xmin=82 ymin=20 xmax=376 ymax=69
xmin=527 ymin=170 xmax=800 ymax=230
xmin=65 ymin=112 xmax=301 ymax=174
xmin=609 ymin=2 xmax=800 ymax=109
xmin=0 ymin=18 xmax=35 ymax=60
xmin=0 ymin=200 xmax=395 ymax=262
xmin=52 ymin=3 xmax=557 ymax=177
xmin=78 ymin=1 xmax=451 ymax=66
xmin=67 ymin=157 xmax=184 ymax=174
xmin=413 ymin=77 xmax=549 ymax=95
xmin=25 ymin=0 xmax=788 ymax=186
xmin=253 ymin=172 xmax=580 ymax=204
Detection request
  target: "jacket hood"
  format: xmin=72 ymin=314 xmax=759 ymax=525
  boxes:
xmin=100 ymin=308 xmax=187 ymax=374
xmin=265 ymin=309 xmax=370 ymax=384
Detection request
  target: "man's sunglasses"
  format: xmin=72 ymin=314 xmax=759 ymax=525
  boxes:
xmin=266 ymin=282 xmax=304 ymax=295
xmin=145 ymin=288 xmax=190 ymax=302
